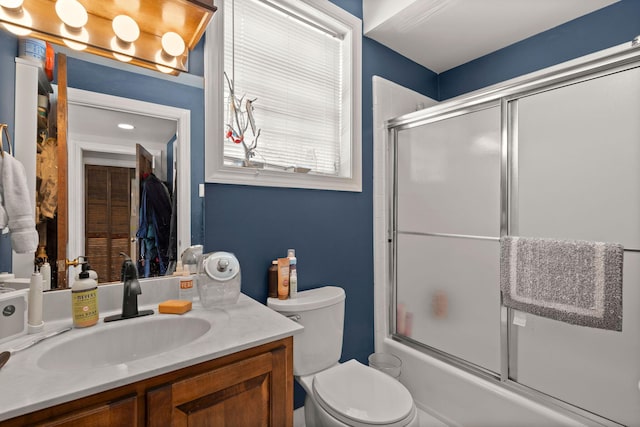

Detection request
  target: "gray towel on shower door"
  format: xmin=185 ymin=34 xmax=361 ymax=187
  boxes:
xmin=500 ymin=236 xmax=623 ymax=331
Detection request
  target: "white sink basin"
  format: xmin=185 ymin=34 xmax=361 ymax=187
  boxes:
xmin=38 ymin=316 xmax=211 ymax=370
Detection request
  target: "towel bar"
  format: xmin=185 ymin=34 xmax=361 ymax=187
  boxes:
xmin=398 ymin=231 xmax=640 ymax=253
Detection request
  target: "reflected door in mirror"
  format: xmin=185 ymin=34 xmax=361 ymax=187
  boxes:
xmin=85 ymin=165 xmax=133 ymax=283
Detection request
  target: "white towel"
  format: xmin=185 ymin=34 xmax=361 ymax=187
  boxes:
xmin=0 ymin=186 xmax=7 ymax=229
xmin=0 ymin=153 xmax=38 ymax=253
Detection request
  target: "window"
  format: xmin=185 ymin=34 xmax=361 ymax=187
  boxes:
xmin=205 ymin=0 xmax=362 ymax=191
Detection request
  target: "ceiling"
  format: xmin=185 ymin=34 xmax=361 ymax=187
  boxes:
xmin=66 ymin=1 xmax=620 ymax=136
xmin=363 ymin=0 xmax=618 ymax=74
xmin=68 ymin=104 xmax=177 ymax=144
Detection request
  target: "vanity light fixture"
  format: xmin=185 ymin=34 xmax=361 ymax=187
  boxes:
xmin=118 ymin=123 xmax=134 ymax=130
xmin=0 ymin=0 xmax=216 ymax=75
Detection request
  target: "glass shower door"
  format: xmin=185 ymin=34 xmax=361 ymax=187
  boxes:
xmin=394 ymin=104 xmax=502 ymax=374
xmin=509 ymin=65 xmax=640 ymax=426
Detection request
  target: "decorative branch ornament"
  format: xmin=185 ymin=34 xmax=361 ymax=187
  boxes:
xmin=224 ymin=72 xmax=261 ymax=167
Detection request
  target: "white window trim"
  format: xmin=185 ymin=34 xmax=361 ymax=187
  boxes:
xmin=204 ymin=0 xmax=362 ymax=192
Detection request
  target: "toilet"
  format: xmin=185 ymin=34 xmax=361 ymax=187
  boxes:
xmin=267 ymin=286 xmax=419 ymax=427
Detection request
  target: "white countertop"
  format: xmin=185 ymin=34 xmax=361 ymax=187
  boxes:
xmin=0 ymin=291 xmax=302 ymax=421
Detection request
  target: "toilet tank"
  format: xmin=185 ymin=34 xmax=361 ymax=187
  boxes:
xmin=267 ymin=286 xmax=345 ymax=376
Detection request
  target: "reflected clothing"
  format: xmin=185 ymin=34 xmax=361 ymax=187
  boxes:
xmin=136 ymin=174 xmax=173 ymax=277
xmin=36 ymin=137 xmax=57 ymax=221
xmin=166 ymin=177 xmax=178 ymax=271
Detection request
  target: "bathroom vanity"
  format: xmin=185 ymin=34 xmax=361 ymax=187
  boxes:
xmin=4 ymin=337 xmax=292 ymax=426
xmin=0 ymin=282 xmax=302 ymax=426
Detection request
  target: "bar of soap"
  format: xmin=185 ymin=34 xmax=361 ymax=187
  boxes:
xmin=159 ymin=300 xmax=192 ymax=314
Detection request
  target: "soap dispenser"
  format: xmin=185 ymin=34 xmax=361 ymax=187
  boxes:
xmin=72 ymin=258 xmax=99 ymax=328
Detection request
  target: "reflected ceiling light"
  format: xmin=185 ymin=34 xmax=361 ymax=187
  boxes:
xmin=55 ymin=0 xmax=88 ymax=29
xmin=112 ymin=14 xmax=139 ymax=43
xmin=110 ymin=36 xmax=134 ymax=62
xmin=118 ymin=123 xmax=134 ymax=130
xmin=0 ymin=7 xmax=31 ymax=35
xmin=0 ymin=0 xmax=24 ymax=10
xmin=161 ymin=31 xmax=185 ymax=57
xmin=59 ymin=22 xmax=88 ymax=50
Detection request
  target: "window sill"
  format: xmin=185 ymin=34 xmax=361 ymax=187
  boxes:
xmin=205 ymin=163 xmax=362 ymax=192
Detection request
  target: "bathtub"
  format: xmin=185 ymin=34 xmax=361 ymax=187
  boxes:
xmin=381 ymin=338 xmax=604 ymax=427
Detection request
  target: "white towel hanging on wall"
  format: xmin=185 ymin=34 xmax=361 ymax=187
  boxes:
xmin=0 ymin=123 xmax=38 ymax=254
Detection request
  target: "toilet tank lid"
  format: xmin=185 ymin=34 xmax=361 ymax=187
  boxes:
xmin=267 ymin=286 xmax=345 ymax=312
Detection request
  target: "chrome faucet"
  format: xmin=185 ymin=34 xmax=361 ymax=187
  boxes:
xmin=104 ymin=253 xmax=154 ymax=322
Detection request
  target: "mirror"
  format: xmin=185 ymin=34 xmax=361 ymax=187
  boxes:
xmin=66 ymin=88 xmax=191 ymax=284
xmin=6 ymin=43 xmax=195 ymax=287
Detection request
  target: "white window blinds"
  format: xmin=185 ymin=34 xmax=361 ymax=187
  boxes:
xmin=223 ymin=0 xmax=344 ymax=175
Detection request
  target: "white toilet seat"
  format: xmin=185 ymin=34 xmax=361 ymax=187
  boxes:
xmin=311 ymin=359 xmax=416 ymax=427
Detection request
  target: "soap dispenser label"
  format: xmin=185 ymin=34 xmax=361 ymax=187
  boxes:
xmin=72 ymin=289 xmax=98 ymax=327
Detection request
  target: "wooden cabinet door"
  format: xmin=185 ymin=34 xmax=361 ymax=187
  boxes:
xmin=36 ymin=395 xmax=137 ymax=427
xmin=147 ymin=345 xmax=290 ymax=427
xmin=4 ymin=337 xmax=292 ymax=427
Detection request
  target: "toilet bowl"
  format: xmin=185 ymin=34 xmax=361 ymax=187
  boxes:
xmin=299 ymin=360 xmax=419 ymax=427
xmin=267 ymin=286 xmax=419 ymax=427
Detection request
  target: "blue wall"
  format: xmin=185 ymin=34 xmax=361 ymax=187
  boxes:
xmin=439 ymin=0 xmax=640 ymax=100
xmin=204 ymin=0 xmax=640 ymax=408
xmin=203 ymin=0 xmax=437 ymax=408
xmin=64 ymin=58 xmax=206 ymax=246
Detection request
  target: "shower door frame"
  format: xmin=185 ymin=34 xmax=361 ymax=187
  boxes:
xmin=386 ymin=44 xmax=640 ymax=427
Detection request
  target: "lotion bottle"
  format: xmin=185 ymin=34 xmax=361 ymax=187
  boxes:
xmin=277 ymin=258 xmax=290 ymax=300
xmin=40 ymin=259 xmax=51 ymax=291
xmin=179 ymin=271 xmax=195 ymax=302
xmin=72 ymin=262 xmax=99 ymax=328
xmin=287 ymin=249 xmax=297 ymax=299
xmin=289 ymin=258 xmax=297 ymax=299
xmin=174 ymin=261 xmax=194 ymax=301
xmin=27 ymin=271 xmax=44 ymax=333
xmin=268 ymin=260 xmax=278 ymax=298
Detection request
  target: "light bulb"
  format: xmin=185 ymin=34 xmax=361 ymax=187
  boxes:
xmin=155 ymin=49 xmax=176 ymax=74
xmin=60 ymin=22 xmax=88 ymax=50
xmin=0 ymin=7 xmax=31 ymax=35
xmin=0 ymin=0 xmax=24 ymax=9
xmin=110 ymin=36 xmax=134 ymax=62
xmin=161 ymin=32 xmax=185 ymax=57
xmin=55 ymin=0 xmax=87 ymax=29
xmin=112 ymin=15 xmax=139 ymax=43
